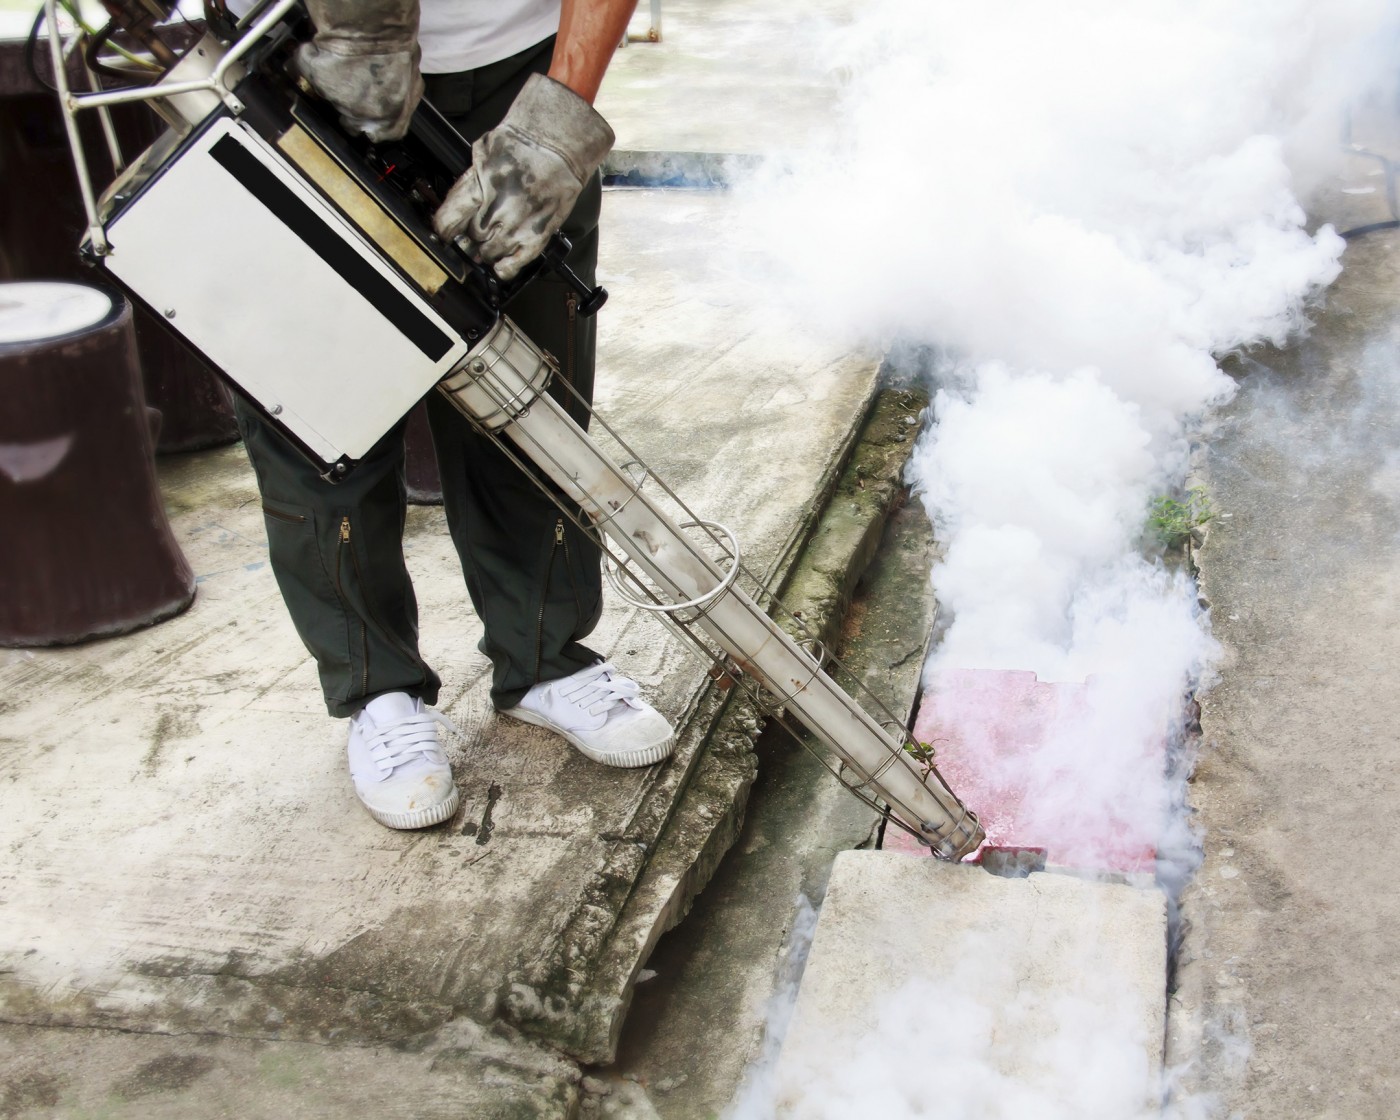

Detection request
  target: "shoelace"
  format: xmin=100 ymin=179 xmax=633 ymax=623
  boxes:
xmin=559 ymin=661 xmax=642 ymax=717
xmin=365 ymin=709 xmax=458 ymax=776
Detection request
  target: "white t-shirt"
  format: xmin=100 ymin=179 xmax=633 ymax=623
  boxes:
xmin=417 ymin=0 xmax=560 ymax=74
xmin=222 ymin=0 xmax=560 ymax=75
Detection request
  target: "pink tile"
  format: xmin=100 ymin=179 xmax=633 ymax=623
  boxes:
xmin=892 ymin=669 xmax=1165 ymax=874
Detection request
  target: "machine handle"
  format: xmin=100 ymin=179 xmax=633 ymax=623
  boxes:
xmin=464 ymin=233 xmax=607 ymax=317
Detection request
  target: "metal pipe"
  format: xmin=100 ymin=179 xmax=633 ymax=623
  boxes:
xmin=213 ymin=0 xmax=297 ymax=82
xmin=61 ymin=0 xmax=295 ymax=115
xmin=85 ymin=62 xmax=126 ymax=175
xmin=44 ymin=0 xmax=110 ymax=254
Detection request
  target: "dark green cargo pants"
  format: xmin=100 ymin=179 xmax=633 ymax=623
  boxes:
xmin=236 ymin=37 xmax=604 ymax=718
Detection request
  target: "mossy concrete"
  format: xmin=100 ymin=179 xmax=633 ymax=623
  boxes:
xmin=777 ymin=387 xmax=930 ymax=651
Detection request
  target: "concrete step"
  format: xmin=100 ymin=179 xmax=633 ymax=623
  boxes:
xmin=771 ymin=851 xmax=1168 ymax=1119
xmin=506 ymin=382 xmax=933 ymax=1066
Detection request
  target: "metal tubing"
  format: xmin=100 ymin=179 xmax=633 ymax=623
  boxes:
xmin=65 ymin=76 xmax=211 ymax=109
xmin=86 ymin=64 xmax=126 ymax=175
xmin=60 ymin=0 xmax=296 ymax=116
xmin=213 ymin=0 xmax=297 ymax=84
xmin=625 ymin=0 xmax=661 ymax=42
xmin=440 ymin=319 xmax=984 ymax=860
xmin=44 ymin=0 xmax=110 ymax=254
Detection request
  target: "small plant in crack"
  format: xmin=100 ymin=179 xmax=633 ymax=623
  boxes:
xmin=1148 ymin=486 xmax=1214 ymax=548
xmin=904 ymin=737 xmax=948 ymax=774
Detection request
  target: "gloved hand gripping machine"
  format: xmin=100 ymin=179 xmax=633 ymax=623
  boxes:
xmin=37 ymin=0 xmax=984 ymax=860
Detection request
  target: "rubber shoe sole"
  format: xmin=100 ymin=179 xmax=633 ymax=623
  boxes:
xmin=360 ymin=785 xmax=461 ymax=830
xmin=501 ymin=706 xmax=675 ymax=768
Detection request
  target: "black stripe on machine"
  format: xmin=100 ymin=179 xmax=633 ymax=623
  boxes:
xmin=209 ymin=133 xmax=453 ymax=363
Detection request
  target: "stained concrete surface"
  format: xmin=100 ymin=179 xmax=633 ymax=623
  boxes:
xmin=4 ymin=1 xmax=889 ymax=1111
xmin=772 ymin=853 xmax=1168 ymax=1117
xmin=0 ymin=1018 xmax=582 ymax=1120
xmin=1170 ymin=123 xmax=1400 ymax=1113
xmin=603 ymin=0 xmax=854 ymax=159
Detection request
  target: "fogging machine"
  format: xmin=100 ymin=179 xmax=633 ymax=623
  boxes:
xmin=38 ymin=0 xmax=985 ymax=859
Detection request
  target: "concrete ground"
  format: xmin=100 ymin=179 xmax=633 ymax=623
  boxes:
xmin=1170 ymin=121 xmax=1400 ymax=1115
xmin=773 ymin=854 xmax=1168 ymax=1118
xmin=603 ymin=0 xmax=855 ymax=159
xmin=1 ymin=2 xmax=892 ymax=1115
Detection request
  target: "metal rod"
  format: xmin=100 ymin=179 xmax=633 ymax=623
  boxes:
xmin=44 ymin=0 xmax=110 ymax=254
xmin=85 ymin=62 xmax=126 ymax=175
xmin=62 ymin=0 xmax=295 ymax=114
xmin=65 ymin=72 xmax=220 ymax=109
xmin=213 ymin=0 xmax=296 ymax=82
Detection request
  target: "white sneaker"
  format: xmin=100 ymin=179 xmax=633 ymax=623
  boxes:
xmin=501 ymin=661 xmax=675 ymax=768
xmin=347 ymin=692 xmax=460 ymax=829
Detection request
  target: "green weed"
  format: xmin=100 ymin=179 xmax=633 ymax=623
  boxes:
xmin=1148 ymin=487 xmax=1214 ymax=547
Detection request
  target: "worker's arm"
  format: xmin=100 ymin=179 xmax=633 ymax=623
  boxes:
xmin=432 ymin=0 xmax=636 ymax=279
xmin=549 ymin=0 xmax=638 ymax=104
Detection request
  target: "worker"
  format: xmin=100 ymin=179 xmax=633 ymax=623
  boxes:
xmin=233 ymin=0 xmax=673 ymax=830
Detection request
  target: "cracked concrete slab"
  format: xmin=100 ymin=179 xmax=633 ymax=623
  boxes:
xmin=604 ymin=483 xmax=941 ymax=1119
xmin=2 ymin=0 xmax=894 ymax=1109
xmin=502 ymin=388 xmax=929 ymax=1070
xmin=772 ymin=852 xmax=1168 ymax=1118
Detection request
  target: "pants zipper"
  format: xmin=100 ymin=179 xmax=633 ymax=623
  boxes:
xmin=559 ymin=518 xmax=583 ymax=621
xmin=533 ymin=518 xmax=565 ymax=683
xmin=341 ymin=514 xmax=428 ymax=696
xmin=336 ymin=516 xmax=370 ymax=697
xmin=262 ymin=505 xmax=306 ymax=524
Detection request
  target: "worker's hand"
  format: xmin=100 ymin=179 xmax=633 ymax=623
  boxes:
xmin=296 ymin=0 xmax=423 ymax=143
xmin=433 ymin=74 xmax=614 ymax=282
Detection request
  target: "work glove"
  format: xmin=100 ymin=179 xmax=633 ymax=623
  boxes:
xmin=296 ymin=0 xmax=423 ymax=143
xmin=433 ymin=73 xmax=614 ymax=282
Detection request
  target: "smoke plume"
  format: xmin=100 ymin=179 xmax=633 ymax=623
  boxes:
xmin=724 ymin=0 xmax=1400 ymax=1115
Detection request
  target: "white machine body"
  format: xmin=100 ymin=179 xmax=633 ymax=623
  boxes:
xmin=103 ymin=117 xmax=468 ymax=464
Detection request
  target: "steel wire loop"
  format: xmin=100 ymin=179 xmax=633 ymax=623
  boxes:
xmin=435 ymin=327 xmax=985 ymax=861
xmin=603 ymin=519 xmax=742 ymax=616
